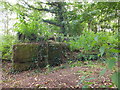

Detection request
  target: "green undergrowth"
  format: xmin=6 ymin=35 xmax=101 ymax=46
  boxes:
xmin=35 ymin=60 xmax=116 ymax=88
xmin=31 ymin=60 xmax=107 ymax=75
xmin=66 ymin=31 xmax=119 ymax=88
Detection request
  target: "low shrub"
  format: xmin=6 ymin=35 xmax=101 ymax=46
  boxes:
xmin=0 ymin=34 xmax=17 ymax=60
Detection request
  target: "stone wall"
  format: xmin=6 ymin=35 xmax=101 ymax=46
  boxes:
xmin=12 ymin=42 xmax=70 ymax=72
xmin=12 ymin=43 xmax=39 ymax=71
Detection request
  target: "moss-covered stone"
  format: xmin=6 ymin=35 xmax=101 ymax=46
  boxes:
xmin=12 ymin=42 xmax=70 ymax=71
xmin=38 ymin=42 xmax=48 ymax=68
xmin=12 ymin=62 xmax=36 ymax=72
xmin=60 ymin=42 xmax=71 ymax=61
xmin=48 ymin=42 xmax=69 ymax=66
xmin=12 ymin=43 xmax=39 ymax=63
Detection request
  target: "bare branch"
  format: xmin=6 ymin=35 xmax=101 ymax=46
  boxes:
xmin=42 ymin=19 xmax=63 ymax=27
xmin=24 ymin=1 xmax=55 ymax=13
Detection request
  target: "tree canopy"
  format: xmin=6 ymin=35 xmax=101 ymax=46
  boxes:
xmin=1 ymin=1 xmax=119 ymax=38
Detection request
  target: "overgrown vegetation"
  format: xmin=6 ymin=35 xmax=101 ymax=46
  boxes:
xmin=0 ymin=0 xmax=119 ymax=89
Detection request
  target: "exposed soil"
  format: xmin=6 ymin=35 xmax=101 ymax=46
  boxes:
xmin=1 ymin=61 xmax=117 ymax=88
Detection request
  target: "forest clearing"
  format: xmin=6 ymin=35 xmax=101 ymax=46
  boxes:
xmin=0 ymin=0 xmax=119 ymax=89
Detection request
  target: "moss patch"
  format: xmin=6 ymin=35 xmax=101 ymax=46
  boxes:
xmin=12 ymin=43 xmax=39 ymax=63
xmin=38 ymin=42 xmax=48 ymax=68
xmin=48 ymin=42 xmax=63 ymax=66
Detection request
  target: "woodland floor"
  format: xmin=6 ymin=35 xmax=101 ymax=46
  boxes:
xmin=1 ymin=60 xmax=117 ymax=88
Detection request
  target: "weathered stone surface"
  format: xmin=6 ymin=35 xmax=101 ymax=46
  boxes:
xmin=12 ymin=42 xmax=70 ymax=71
xmin=38 ymin=42 xmax=48 ymax=68
xmin=48 ymin=42 xmax=70 ymax=66
xmin=12 ymin=43 xmax=39 ymax=63
xmin=12 ymin=62 xmax=36 ymax=72
xmin=48 ymin=42 xmax=63 ymax=66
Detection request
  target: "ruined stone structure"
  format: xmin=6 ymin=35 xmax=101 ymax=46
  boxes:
xmin=12 ymin=42 xmax=70 ymax=71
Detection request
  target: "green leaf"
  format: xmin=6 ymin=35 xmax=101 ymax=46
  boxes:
xmin=106 ymin=57 xmax=116 ymax=70
xmin=111 ymin=72 xmax=120 ymax=88
xmin=82 ymin=85 xmax=89 ymax=88
xmin=99 ymin=46 xmax=105 ymax=57
xmin=99 ymin=69 xmax=106 ymax=76
xmin=84 ymin=81 xmax=94 ymax=85
xmin=94 ymin=36 xmax=98 ymax=41
xmin=110 ymin=49 xmax=119 ymax=53
xmin=77 ymin=76 xmax=86 ymax=85
xmin=86 ymin=77 xmax=96 ymax=81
